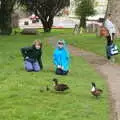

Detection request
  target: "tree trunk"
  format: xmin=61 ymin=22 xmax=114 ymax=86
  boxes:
xmin=0 ymin=12 xmax=12 ymax=35
xmin=80 ymin=17 xmax=86 ymax=29
xmin=106 ymin=0 xmax=120 ymax=34
xmin=0 ymin=4 xmax=12 ymax=35
xmin=41 ymin=17 xmax=53 ymax=33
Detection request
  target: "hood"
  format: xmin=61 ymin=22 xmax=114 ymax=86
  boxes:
xmin=57 ymin=39 xmax=66 ymax=49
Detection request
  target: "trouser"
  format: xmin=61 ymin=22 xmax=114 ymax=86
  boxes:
xmin=56 ymin=68 xmax=69 ymax=75
xmin=24 ymin=60 xmax=40 ymax=72
xmin=106 ymin=33 xmax=115 ymax=59
xmin=112 ymin=33 xmax=115 ymax=40
xmin=106 ymin=45 xmax=111 ymax=59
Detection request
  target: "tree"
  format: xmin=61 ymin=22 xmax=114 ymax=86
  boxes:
xmin=21 ymin=0 xmax=70 ymax=32
xmin=75 ymin=0 xmax=95 ymax=29
xmin=106 ymin=0 xmax=120 ymax=34
xmin=0 ymin=0 xmax=19 ymax=35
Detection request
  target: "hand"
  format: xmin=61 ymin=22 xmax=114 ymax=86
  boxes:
xmin=57 ymin=65 xmax=61 ymax=68
xmin=25 ymin=56 xmax=29 ymax=59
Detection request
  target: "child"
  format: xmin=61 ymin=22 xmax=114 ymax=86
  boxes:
xmin=53 ymin=39 xmax=70 ymax=75
xmin=21 ymin=40 xmax=43 ymax=72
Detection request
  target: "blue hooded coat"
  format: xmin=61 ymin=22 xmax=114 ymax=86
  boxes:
xmin=53 ymin=40 xmax=70 ymax=71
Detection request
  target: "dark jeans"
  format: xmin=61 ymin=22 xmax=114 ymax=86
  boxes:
xmin=24 ymin=58 xmax=40 ymax=72
xmin=106 ymin=46 xmax=111 ymax=59
xmin=106 ymin=33 xmax=115 ymax=59
xmin=56 ymin=68 xmax=69 ymax=75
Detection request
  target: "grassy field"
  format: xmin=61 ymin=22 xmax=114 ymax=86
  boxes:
xmin=0 ymin=32 xmax=109 ymax=120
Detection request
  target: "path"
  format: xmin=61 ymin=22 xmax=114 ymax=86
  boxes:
xmin=48 ymin=37 xmax=120 ymax=120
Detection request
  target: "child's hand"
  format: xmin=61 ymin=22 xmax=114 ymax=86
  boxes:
xmin=25 ymin=56 xmax=29 ymax=59
xmin=57 ymin=65 xmax=61 ymax=68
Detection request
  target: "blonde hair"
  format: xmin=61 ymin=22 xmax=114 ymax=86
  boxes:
xmin=33 ymin=40 xmax=42 ymax=48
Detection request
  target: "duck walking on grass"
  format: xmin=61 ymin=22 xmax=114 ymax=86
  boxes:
xmin=91 ymin=82 xmax=103 ymax=98
xmin=53 ymin=78 xmax=69 ymax=91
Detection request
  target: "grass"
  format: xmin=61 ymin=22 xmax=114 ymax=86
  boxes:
xmin=0 ymin=32 xmax=109 ymax=120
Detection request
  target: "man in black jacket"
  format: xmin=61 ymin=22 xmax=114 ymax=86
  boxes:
xmin=21 ymin=40 xmax=43 ymax=72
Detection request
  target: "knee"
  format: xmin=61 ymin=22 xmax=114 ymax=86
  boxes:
xmin=25 ymin=65 xmax=33 ymax=72
xmin=34 ymin=67 xmax=40 ymax=72
xmin=56 ymin=68 xmax=62 ymax=75
xmin=25 ymin=67 xmax=33 ymax=72
xmin=24 ymin=61 xmax=33 ymax=72
xmin=56 ymin=68 xmax=69 ymax=75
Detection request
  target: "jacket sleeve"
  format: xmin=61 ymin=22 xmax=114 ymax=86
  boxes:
xmin=66 ymin=50 xmax=70 ymax=64
xmin=20 ymin=47 xmax=31 ymax=59
xmin=53 ymin=50 xmax=58 ymax=66
xmin=37 ymin=50 xmax=43 ymax=69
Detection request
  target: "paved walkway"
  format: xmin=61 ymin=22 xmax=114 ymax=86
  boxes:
xmin=48 ymin=37 xmax=120 ymax=120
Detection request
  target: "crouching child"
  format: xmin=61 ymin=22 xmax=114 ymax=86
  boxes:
xmin=21 ymin=40 xmax=43 ymax=72
xmin=53 ymin=39 xmax=70 ymax=75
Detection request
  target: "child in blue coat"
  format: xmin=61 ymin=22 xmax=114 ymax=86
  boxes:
xmin=53 ymin=39 xmax=70 ymax=75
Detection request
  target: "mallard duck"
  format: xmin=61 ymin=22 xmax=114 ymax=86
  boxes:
xmin=91 ymin=82 xmax=103 ymax=98
xmin=53 ymin=78 xmax=69 ymax=91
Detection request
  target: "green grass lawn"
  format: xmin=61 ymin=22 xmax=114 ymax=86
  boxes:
xmin=0 ymin=33 xmax=109 ymax=120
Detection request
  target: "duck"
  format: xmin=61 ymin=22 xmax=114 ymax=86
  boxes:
xmin=91 ymin=82 xmax=103 ymax=98
xmin=53 ymin=78 xmax=69 ymax=91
